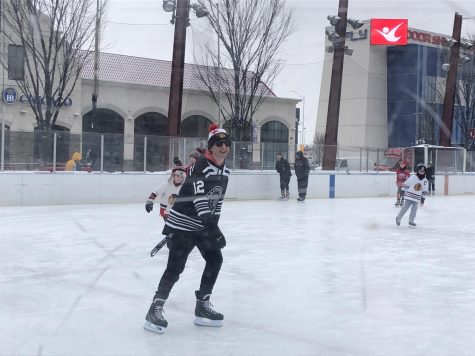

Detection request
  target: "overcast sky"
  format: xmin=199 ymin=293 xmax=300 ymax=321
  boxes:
xmin=102 ymin=0 xmax=475 ymax=144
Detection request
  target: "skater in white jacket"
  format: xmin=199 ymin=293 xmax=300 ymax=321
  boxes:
xmin=145 ymin=163 xmax=186 ymax=220
xmin=396 ymin=163 xmax=429 ymax=227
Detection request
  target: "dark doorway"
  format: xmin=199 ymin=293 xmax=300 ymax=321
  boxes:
xmin=82 ymin=108 xmax=124 ymax=171
xmin=134 ymin=112 xmax=168 ymax=171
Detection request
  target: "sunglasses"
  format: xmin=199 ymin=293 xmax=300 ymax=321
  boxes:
xmin=215 ymin=140 xmax=231 ymax=148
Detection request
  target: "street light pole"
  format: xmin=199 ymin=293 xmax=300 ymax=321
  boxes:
xmin=322 ymin=0 xmax=348 ymax=170
xmin=291 ymin=90 xmax=305 ymax=145
xmin=439 ymin=12 xmax=462 ymax=147
xmin=167 ymin=0 xmax=190 ymax=137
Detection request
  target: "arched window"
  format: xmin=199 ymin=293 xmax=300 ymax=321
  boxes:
xmin=181 ymin=115 xmax=212 ymax=137
xmin=82 ymin=109 xmax=125 ymax=172
xmin=261 ymin=120 xmax=289 ymax=170
xmin=83 ymin=108 xmax=124 ymax=134
xmin=134 ymin=112 xmax=168 ymax=171
xmin=135 ymin=112 xmax=167 ymax=135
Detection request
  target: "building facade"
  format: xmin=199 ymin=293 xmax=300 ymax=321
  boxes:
xmin=1 ymin=50 xmax=299 ymax=171
xmin=316 ymin=20 xmax=473 ymax=150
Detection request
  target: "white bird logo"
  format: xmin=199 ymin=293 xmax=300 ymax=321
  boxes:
xmin=375 ymin=22 xmax=404 ymax=42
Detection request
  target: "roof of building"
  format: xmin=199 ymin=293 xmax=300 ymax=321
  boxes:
xmin=80 ymin=51 xmax=276 ymax=97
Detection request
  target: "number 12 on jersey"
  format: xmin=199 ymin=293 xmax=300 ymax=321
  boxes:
xmin=193 ymin=180 xmax=204 ymax=194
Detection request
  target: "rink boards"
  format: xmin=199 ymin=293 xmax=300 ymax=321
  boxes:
xmin=0 ymin=171 xmax=474 ymax=206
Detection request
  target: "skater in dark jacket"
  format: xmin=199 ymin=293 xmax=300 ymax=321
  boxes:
xmin=426 ymin=161 xmax=435 ymax=195
xmin=144 ymin=124 xmax=231 ymax=335
xmin=294 ymin=151 xmax=310 ymax=202
xmin=275 ymin=153 xmax=291 ymax=200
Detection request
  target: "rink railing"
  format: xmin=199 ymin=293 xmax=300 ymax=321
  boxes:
xmin=0 ymin=170 xmax=474 ymax=206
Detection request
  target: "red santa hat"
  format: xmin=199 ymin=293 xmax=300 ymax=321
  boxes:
xmin=208 ymin=124 xmax=230 ymax=149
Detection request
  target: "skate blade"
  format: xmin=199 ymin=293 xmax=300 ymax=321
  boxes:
xmin=194 ymin=317 xmax=223 ymax=327
xmin=143 ymin=320 xmax=166 ymax=334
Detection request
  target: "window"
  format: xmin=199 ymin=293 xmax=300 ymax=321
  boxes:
xmin=8 ymin=45 xmax=25 ymax=81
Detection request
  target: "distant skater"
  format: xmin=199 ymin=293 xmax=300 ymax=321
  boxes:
xmin=395 ymin=160 xmax=410 ymax=207
xmin=276 ymin=153 xmax=291 ymax=200
xmin=396 ymin=163 xmax=428 ymax=227
xmin=426 ymin=161 xmax=435 ymax=195
xmin=294 ymin=151 xmax=310 ymax=202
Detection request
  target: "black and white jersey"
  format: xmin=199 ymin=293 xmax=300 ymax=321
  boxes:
xmin=402 ymin=175 xmax=429 ymax=202
xmin=165 ymin=153 xmax=230 ymax=232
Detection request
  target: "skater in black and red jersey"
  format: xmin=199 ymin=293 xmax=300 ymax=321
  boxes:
xmin=144 ymin=124 xmax=231 ymax=334
xmin=395 ymin=160 xmax=410 ymax=207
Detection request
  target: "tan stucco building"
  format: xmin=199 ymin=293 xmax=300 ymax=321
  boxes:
xmin=1 ymin=49 xmax=299 ymax=171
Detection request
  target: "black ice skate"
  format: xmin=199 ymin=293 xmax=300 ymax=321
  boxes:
xmin=409 ymin=222 xmax=417 ymax=227
xmin=194 ymin=291 xmax=223 ymax=327
xmin=395 ymin=200 xmax=400 ymax=207
xmin=297 ymin=197 xmax=305 ymax=202
xmin=396 ymin=217 xmax=401 ymax=226
xmin=144 ymin=298 xmax=168 ymax=334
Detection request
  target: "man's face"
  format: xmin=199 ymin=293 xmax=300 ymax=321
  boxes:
xmin=277 ymin=154 xmax=282 ymax=160
xmin=210 ymin=139 xmax=230 ymax=161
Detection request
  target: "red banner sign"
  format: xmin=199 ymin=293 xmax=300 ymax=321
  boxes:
xmin=371 ymin=19 xmax=408 ymax=45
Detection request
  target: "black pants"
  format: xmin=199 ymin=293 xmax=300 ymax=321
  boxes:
xmin=279 ymin=176 xmax=290 ymax=192
xmin=155 ymin=231 xmax=223 ymax=300
xmin=428 ymin=179 xmax=435 ymax=192
xmin=297 ymin=176 xmax=309 ymax=198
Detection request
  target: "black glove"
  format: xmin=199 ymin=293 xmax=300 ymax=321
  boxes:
xmin=201 ymin=226 xmax=226 ymax=249
xmin=145 ymin=200 xmax=153 ymax=213
xmin=213 ymin=226 xmax=226 ymax=249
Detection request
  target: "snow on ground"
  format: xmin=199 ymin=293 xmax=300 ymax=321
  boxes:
xmin=1 ymin=195 xmax=474 ymax=355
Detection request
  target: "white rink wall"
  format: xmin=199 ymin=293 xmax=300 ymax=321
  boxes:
xmin=0 ymin=171 xmax=474 ymax=206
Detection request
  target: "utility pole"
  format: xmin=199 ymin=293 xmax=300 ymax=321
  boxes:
xmin=167 ymin=0 xmax=190 ymax=137
xmin=216 ymin=1 xmax=222 ymax=127
xmin=439 ymin=12 xmax=462 ymax=147
xmin=0 ymin=0 xmax=5 ymax=171
xmin=92 ymin=0 xmax=101 ymax=113
xmin=322 ymin=0 xmax=348 ymax=170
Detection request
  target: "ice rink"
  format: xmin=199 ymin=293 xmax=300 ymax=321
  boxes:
xmin=1 ymin=195 xmax=475 ymax=356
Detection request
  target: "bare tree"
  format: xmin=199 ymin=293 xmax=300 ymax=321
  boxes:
xmin=312 ymin=132 xmax=325 ymax=167
xmin=1 ymin=0 xmax=107 ymax=130
xmin=453 ymin=55 xmax=475 ymax=148
xmin=431 ymin=46 xmax=475 ymax=149
xmin=193 ymin=0 xmax=294 ymax=141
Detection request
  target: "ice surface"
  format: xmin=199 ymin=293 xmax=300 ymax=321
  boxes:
xmin=1 ymin=196 xmax=474 ymax=355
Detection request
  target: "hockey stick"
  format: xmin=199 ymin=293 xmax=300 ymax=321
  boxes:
xmin=150 ymin=233 xmax=174 ymax=257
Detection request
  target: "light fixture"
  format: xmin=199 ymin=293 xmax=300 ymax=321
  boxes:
xmin=347 ymin=18 xmax=364 ymax=29
xmin=442 ymin=63 xmax=451 ymax=71
xmin=461 ymin=40 xmax=474 ymax=50
xmin=191 ymin=3 xmax=209 ymax=18
xmin=325 ymin=28 xmax=340 ymax=42
xmin=459 ymin=54 xmax=471 ymax=64
xmin=447 ymin=38 xmax=457 ymax=47
xmin=327 ymin=15 xmax=341 ymax=26
xmin=162 ymin=0 xmax=176 ymax=12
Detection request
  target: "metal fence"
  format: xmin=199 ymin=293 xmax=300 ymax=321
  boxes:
xmin=0 ymin=130 xmax=255 ymax=172
xmin=0 ymin=129 xmax=472 ymax=173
